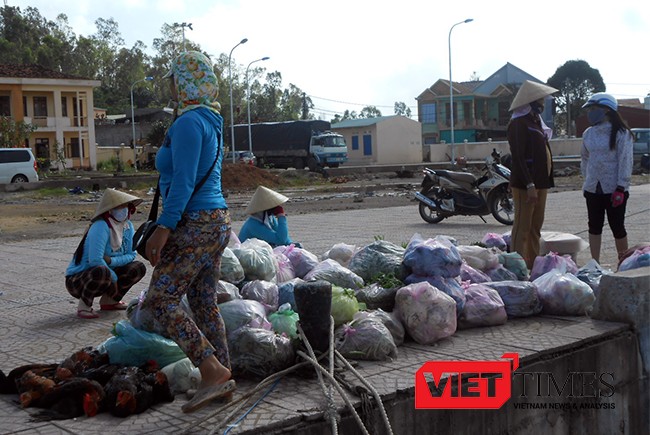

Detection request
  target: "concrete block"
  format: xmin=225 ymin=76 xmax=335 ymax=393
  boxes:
xmin=591 ymin=266 xmax=650 ymax=376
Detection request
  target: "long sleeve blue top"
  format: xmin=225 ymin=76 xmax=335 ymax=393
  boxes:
xmin=65 ymin=220 xmax=137 ymax=282
xmin=238 ymin=215 xmax=293 ymax=247
xmin=156 ymin=107 xmax=227 ymax=229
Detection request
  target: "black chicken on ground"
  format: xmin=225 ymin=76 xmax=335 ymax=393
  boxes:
xmin=59 ymin=347 xmax=109 ymax=376
xmin=0 ymin=363 xmax=59 ymax=394
xmin=28 ymin=377 xmax=105 ymax=421
xmin=104 ymin=366 xmax=147 ymax=417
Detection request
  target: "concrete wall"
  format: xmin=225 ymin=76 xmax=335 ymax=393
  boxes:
xmin=429 ymin=138 xmax=583 ymax=163
xmin=376 ymin=116 xmax=422 ymax=165
xmin=259 ymin=329 xmax=645 ymax=435
xmin=95 ymin=123 xmax=153 ymax=148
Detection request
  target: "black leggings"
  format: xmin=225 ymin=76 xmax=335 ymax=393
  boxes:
xmin=584 ymin=190 xmax=629 ymax=239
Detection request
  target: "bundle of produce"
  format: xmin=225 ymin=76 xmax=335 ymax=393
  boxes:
xmin=484 ymin=281 xmax=543 ymax=318
xmin=355 ymin=282 xmax=399 ymax=312
xmin=481 ymin=232 xmax=507 ymax=251
xmin=275 ymin=244 xmax=320 ymax=278
xmin=576 ymin=259 xmax=611 ymax=298
xmin=458 ymin=283 xmax=507 ymax=329
xmin=277 ymin=277 xmax=304 ymax=310
xmin=334 ymin=317 xmax=398 ymax=361
xmin=304 ymin=259 xmax=364 ymax=290
xmin=497 ymin=252 xmax=529 ymax=281
xmin=268 ymin=303 xmax=300 ymax=339
xmin=354 ymin=309 xmax=405 ymax=346
xmin=533 ymin=269 xmax=595 ymax=316
xmin=273 ymin=251 xmax=296 ymax=284
xmin=348 ymin=240 xmax=406 ymax=282
xmin=218 ymin=299 xmax=271 ymax=334
xmin=232 ymin=238 xmax=277 ymax=282
xmin=323 ymin=242 xmax=360 ymax=268
xmin=240 ymin=280 xmax=279 ymax=314
xmin=456 ymin=245 xmax=500 ymax=272
xmin=485 ymin=264 xmax=518 ymax=282
xmin=529 ymin=252 xmax=578 ymax=281
xmin=394 ymin=282 xmax=457 ymax=345
xmin=403 ymin=234 xmax=462 ymax=278
xmin=404 ymin=274 xmax=466 ymax=315
xmin=215 ymin=280 xmax=242 ymax=304
xmin=331 ymin=285 xmax=362 ymax=326
xmin=229 ymin=326 xmax=295 ymax=380
xmin=459 ymin=261 xmax=492 ymax=284
xmin=220 ymin=247 xmax=245 ymax=284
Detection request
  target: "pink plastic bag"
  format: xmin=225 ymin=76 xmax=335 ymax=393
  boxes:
xmin=530 ymin=252 xmax=578 ymax=281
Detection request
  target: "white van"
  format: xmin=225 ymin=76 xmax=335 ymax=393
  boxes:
xmin=0 ymin=148 xmax=39 ymax=183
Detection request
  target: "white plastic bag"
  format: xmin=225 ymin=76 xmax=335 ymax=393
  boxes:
xmin=233 ymin=238 xmax=277 ymax=281
xmin=394 ymin=282 xmax=457 ymax=345
xmin=533 ymin=270 xmax=595 ymax=316
xmin=305 ymin=259 xmax=365 ymax=290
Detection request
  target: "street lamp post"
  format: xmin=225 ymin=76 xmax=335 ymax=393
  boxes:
xmin=229 ymin=38 xmax=248 ymax=163
xmin=130 ymin=76 xmax=154 ymax=172
xmin=246 ymin=56 xmax=270 ymax=155
xmin=448 ymin=18 xmax=473 ymax=165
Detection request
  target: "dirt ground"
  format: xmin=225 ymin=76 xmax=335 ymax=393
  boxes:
xmin=1 ymin=164 xmax=648 ymax=243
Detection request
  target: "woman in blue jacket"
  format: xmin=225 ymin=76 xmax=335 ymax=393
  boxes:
xmin=65 ymin=189 xmax=146 ymax=319
xmin=139 ymin=51 xmax=235 ymax=413
xmin=239 ymin=185 xmax=295 ymax=247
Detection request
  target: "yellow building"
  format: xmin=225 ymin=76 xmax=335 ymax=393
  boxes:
xmin=0 ymin=64 xmax=101 ymax=170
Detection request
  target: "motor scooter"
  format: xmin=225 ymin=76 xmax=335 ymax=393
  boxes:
xmin=414 ymin=149 xmax=514 ymax=225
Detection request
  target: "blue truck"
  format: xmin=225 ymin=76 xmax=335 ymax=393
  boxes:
xmin=233 ymin=120 xmax=348 ymax=171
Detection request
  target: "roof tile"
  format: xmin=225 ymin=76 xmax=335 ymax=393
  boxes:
xmin=0 ymin=64 xmax=91 ymax=80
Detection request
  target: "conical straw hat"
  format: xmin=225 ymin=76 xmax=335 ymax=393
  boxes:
xmin=92 ymin=188 xmax=143 ymax=220
xmin=245 ymin=186 xmax=289 ymax=215
xmin=509 ymin=80 xmax=558 ymax=111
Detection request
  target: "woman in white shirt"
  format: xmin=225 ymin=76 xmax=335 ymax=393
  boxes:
xmin=581 ymin=92 xmax=633 ymax=264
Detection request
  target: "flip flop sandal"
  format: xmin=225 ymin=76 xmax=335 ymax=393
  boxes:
xmin=100 ymin=301 xmax=127 ymax=311
xmin=181 ymin=379 xmax=236 ymax=413
xmin=77 ymin=309 xmax=99 ymax=319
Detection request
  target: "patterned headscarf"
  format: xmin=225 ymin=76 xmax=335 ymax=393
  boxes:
xmin=166 ymin=51 xmax=221 ymax=115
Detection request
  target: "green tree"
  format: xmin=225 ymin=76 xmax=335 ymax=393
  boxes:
xmin=279 ymin=85 xmax=311 ymax=120
xmin=0 ymin=116 xmax=36 ymax=148
xmin=548 ymin=60 xmax=605 ymax=135
xmin=360 ymin=106 xmax=382 ymax=118
xmin=394 ymin=101 xmax=411 ymax=117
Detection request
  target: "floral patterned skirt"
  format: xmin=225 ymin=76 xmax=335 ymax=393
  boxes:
xmin=140 ymin=209 xmax=231 ymax=368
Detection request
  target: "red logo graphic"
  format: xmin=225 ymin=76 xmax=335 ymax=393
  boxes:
xmin=415 ymin=353 xmax=519 ymax=409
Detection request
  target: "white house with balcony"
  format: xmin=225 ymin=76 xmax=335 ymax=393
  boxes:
xmin=0 ymin=64 xmax=101 ymax=170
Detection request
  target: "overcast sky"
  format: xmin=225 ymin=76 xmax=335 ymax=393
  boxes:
xmin=15 ymin=0 xmax=650 ymax=119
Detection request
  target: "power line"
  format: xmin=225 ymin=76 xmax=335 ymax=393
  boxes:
xmin=309 ymin=95 xmax=418 ymax=110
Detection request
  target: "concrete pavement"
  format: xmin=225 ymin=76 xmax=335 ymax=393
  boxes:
xmin=0 ymin=185 xmax=648 ymax=434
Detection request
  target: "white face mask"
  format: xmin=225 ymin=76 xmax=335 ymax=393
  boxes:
xmin=110 ymin=207 xmax=129 ymax=222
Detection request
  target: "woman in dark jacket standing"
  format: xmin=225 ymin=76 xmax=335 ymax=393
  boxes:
xmin=506 ymin=80 xmax=558 ymax=268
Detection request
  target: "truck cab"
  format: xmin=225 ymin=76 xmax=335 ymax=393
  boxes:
xmin=310 ymin=131 xmax=348 ymax=170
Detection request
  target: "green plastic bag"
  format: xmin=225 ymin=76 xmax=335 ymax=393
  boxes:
xmin=98 ymin=320 xmax=187 ymax=368
xmin=269 ymin=303 xmax=300 ymax=339
xmin=331 ymin=286 xmax=360 ymax=326
xmin=498 ymin=252 xmax=529 ymax=281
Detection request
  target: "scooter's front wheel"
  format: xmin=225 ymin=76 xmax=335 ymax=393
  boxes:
xmin=418 ymin=193 xmax=446 ymax=224
xmin=490 ymin=188 xmax=515 ymax=225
